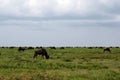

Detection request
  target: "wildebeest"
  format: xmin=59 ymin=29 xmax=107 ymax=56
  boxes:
xmin=103 ymin=47 xmax=111 ymax=53
xmin=18 ymin=47 xmax=26 ymax=52
xmin=27 ymin=47 xmax=34 ymax=49
xmin=60 ymin=47 xmax=64 ymax=49
xmin=9 ymin=46 xmax=15 ymax=49
xmin=88 ymin=47 xmax=93 ymax=49
xmin=33 ymin=48 xmax=49 ymax=59
xmin=49 ymin=47 xmax=56 ymax=49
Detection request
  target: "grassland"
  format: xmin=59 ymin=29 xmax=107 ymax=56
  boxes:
xmin=0 ymin=47 xmax=120 ymax=80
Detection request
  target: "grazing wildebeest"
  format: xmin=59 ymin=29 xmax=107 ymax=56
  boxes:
xmin=9 ymin=46 xmax=15 ymax=49
xmin=60 ymin=47 xmax=64 ymax=49
xmin=27 ymin=47 xmax=34 ymax=49
xmin=18 ymin=47 xmax=26 ymax=52
xmin=103 ymin=47 xmax=111 ymax=53
xmin=33 ymin=48 xmax=49 ymax=59
xmin=88 ymin=47 xmax=93 ymax=49
xmin=50 ymin=47 xmax=56 ymax=49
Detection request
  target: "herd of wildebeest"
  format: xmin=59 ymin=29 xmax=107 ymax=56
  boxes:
xmin=0 ymin=46 xmax=118 ymax=59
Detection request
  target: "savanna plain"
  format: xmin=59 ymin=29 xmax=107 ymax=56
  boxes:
xmin=0 ymin=47 xmax=120 ymax=80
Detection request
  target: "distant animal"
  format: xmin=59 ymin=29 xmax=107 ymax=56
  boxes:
xmin=50 ymin=47 xmax=56 ymax=49
xmin=103 ymin=47 xmax=111 ymax=53
xmin=33 ymin=48 xmax=49 ymax=59
xmin=27 ymin=47 xmax=34 ymax=49
xmin=18 ymin=47 xmax=26 ymax=52
xmin=9 ymin=46 xmax=15 ymax=49
xmin=60 ymin=47 xmax=64 ymax=49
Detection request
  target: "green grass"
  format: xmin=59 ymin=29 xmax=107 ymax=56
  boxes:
xmin=0 ymin=47 xmax=120 ymax=80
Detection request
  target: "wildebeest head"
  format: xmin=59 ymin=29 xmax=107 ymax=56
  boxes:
xmin=33 ymin=48 xmax=49 ymax=59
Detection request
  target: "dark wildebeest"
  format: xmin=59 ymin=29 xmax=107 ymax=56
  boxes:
xmin=50 ymin=47 xmax=56 ymax=49
xmin=60 ymin=47 xmax=64 ymax=49
xmin=18 ymin=47 xmax=26 ymax=52
xmin=103 ymin=47 xmax=111 ymax=53
xmin=33 ymin=48 xmax=49 ymax=59
xmin=9 ymin=46 xmax=15 ymax=49
xmin=27 ymin=47 xmax=34 ymax=50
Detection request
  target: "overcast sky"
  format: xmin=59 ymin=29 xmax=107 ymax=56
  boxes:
xmin=0 ymin=0 xmax=120 ymax=47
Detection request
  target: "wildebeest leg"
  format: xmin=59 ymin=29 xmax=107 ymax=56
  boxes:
xmin=103 ymin=49 xmax=106 ymax=53
xmin=33 ymin=53 xmax=37 ymax=58
xmin=40 ymin=54 xmax=44 ymax=59
xmin=108 ymin=50 xmax=111 ymax=53
xmin=103 ymin=50 xmax=105 ymax=53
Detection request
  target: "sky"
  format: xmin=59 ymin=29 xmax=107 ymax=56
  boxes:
xmin=0 ymin=0 xmax=120 ymax=47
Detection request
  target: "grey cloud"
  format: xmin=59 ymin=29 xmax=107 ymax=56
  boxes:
xmin=97 ymin=0 xmax=120 ymax=15
xmin=0 ymin=0 xmax=120 ymax=27
xmin=0 ymin=0 xmax=119 ymax=19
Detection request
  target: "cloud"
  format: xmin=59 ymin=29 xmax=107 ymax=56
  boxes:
xmin=0 ymin=0 xmax=119 ymax=18
xmin=0 ymin=0 xmax=120 ymax=28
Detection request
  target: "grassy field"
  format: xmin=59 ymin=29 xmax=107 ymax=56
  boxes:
xmin=0 ymin=47 xmax=120 ymax=80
